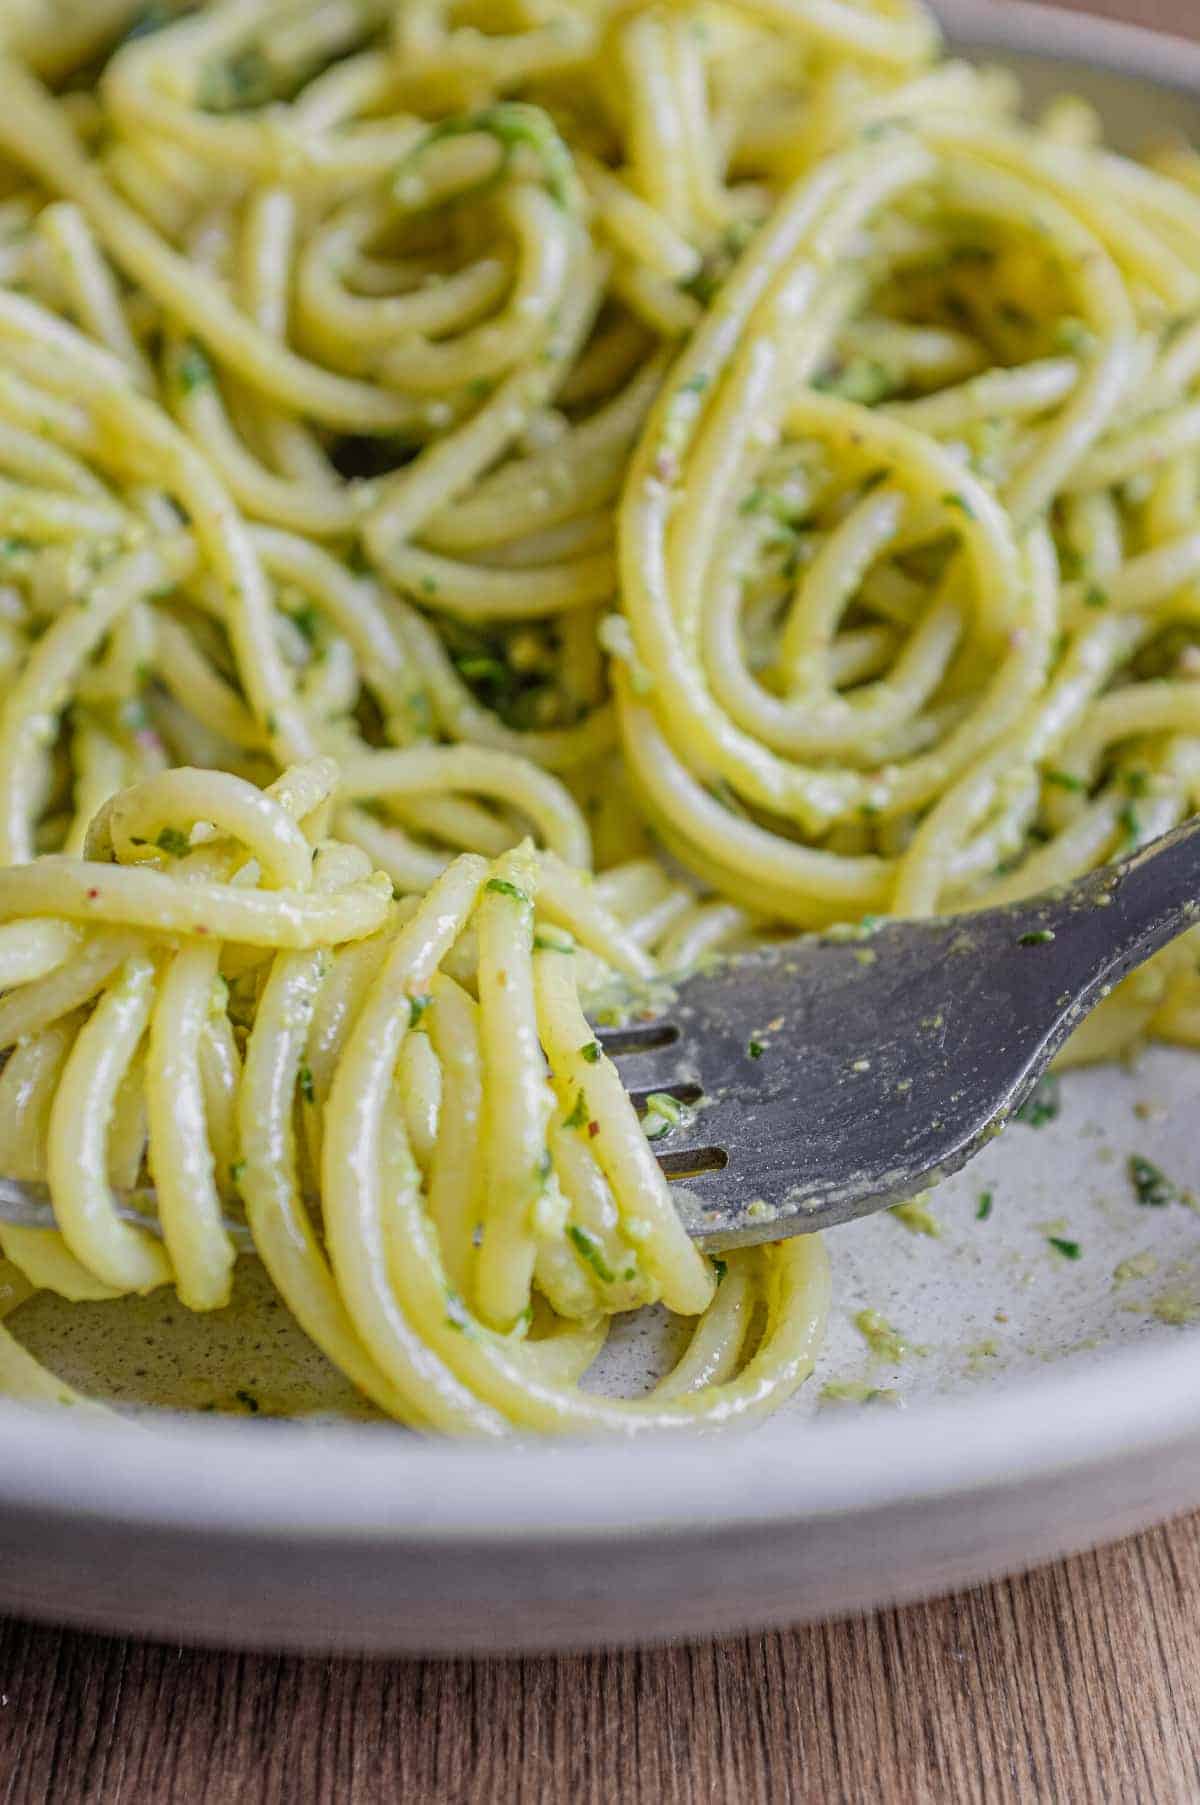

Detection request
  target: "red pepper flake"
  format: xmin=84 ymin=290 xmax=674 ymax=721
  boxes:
xmin=194 ymin=924 xmax=210 ymax=936
xmin=587 ymin=1120 xmax=600 ymax=1138
xmin=86 ymin=887 xmax=99 ymax=900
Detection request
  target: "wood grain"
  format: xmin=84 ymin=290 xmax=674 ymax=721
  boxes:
xmin=4 ymin=2 xmax=1200 ymax=1800
xmin=4 ymin=1514 xmax=1200 ymax=1802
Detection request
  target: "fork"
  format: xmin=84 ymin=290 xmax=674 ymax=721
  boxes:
xmin=1 ymin=817 xmax=1198 ymax=1251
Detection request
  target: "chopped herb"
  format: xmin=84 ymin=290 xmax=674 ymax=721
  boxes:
xmin=748 ymin=1039 xmax=766 ymax=1059
xmin=1047 ymin=1235 xmax=1081 ymax=1260
xmin=580 ymin=1040 xmax=602 ymax=1064
xmin=1045 ymin=769 xmax=1084 ymax=792
xmin=678 ymin=373 xmax=709 ymax=395
xmin=455 ymin=654 xmax=508 ymax=685
xmin=1015 ymin=1073 xmax=1061 ymax=1128
xmin=1117 ymin=800 xmax=1141 ymax=847
xmin=535 ymin=1149 xmax=553 ymax=1185
xmin=1129 ymin=1154 xmax=1178 ymax=1208
xmin=712 ymin=1256 xmax=728 ymax=1282
xmin=298 ymin=1063 xmax=315 ymax=1104
xmin=485 ymin=877 xmax=530 ymax=904
xmin=642 ymin=1091 xmax=690 ymax=1141
xmin=1125 ymin=769 xmax=1151 ymax=798
xmin=1083 ymin=583 xmax=1109 ymax=609
xmin=1018 ymin=928 xmax=1056 ymax=945
xmin=154 ymin=827 xmax=190 ymax=857
xmin=230 ymin=1160 xmax=246 ymax=1186
xmin=533 ymin=932 xmax=574 ymax=954
xmin=943 ymin=491 xmax=976 ymax=519
xmin=563 ymin=1090 xmax=589 ymax=1130
xmin=567 ymin=1223 xmax=615 ymax=1284
xmin=419 ymin=575 xmax=439 ymax=595
xmin=408 ymin=994 xmax=431 ymax=1030
xmin=176 ymin=339 xmax=213 ymax=393
xmin=234 ymin=1388 xmax=260 ymax=1414
xmin=289 ymin=604 xmax=320 ymax=646
xmin=197 ymin=45 xmax=272 ymax=114
xmin=976 ymin=1189 xmax=993 ymax=1220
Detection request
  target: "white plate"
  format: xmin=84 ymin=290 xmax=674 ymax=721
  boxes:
xmin=5 ymin=2 xmax=1200 ymax=1655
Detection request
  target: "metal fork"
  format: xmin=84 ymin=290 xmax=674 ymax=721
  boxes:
xmin=1 ymin=817 xmax=1198 ymax=1252
xmin=607 ymin=816 xmax=1200 ymax=1246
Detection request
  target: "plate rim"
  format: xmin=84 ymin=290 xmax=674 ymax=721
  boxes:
xmin=5 ymin=0 xmax=1200 ymax=1557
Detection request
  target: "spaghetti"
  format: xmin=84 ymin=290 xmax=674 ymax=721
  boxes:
xmin=0 ymin=0 xmax=1194 ymax=1428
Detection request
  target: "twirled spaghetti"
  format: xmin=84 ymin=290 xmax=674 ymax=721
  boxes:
xmin=0 ymin=0 xmax=1195 ymax=1429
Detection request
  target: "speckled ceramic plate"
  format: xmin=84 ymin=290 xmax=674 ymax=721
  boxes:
xmin=4 ymin=1 xmax=1200 ymax=1655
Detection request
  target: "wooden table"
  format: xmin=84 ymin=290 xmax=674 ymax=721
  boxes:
xmin=5 ymin=2 xmax=1200 ymax=1798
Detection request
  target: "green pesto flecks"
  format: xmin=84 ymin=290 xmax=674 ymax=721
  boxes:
xmin=1015 ymin=1074 xmax=1060 ymax=1128
xmin=642 ymin=1091 xmax=690 ymax=1141
xmin=533 ymin=931 xmax=574 ymax=954
xmin=567 ymin=1223 xmax=615 ymax=1284
xmin=820 ymin=1381 xmax=901 ymax=1407
xmin=890 ymin=1198 xmax=941 ymax=1238
xmin=1129 ymin=1154 xmax=1179 ymax=1207
xmin=176 ymin=339 xmax=213 ymax=392
xmin=1113 ymin=1251 xmax=1157 ymax=1285
xmin=854 ymin=1308 xmax=920 ymax=1362
xmin=485 ymin=877 xmax=530 ymax=904
xmin=1150 ymin=1289 xmax=1200 ymax=1327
